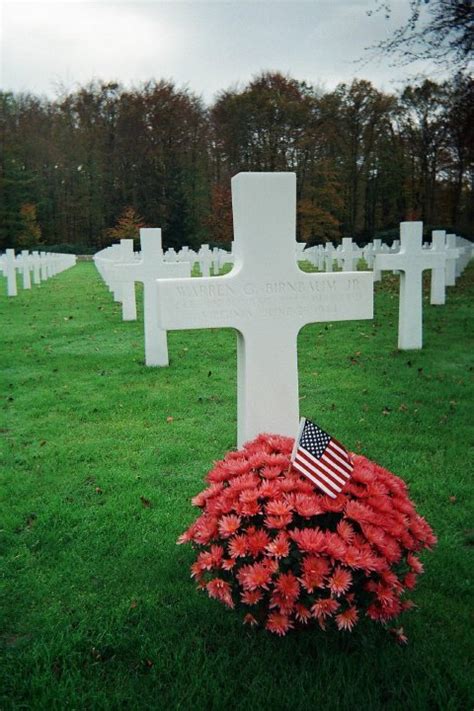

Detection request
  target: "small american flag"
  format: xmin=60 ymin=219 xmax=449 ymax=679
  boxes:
xmin=291 ymin=418 xmax=353 ymax=498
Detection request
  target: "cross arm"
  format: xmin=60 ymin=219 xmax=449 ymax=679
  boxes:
xmin=156 ymin=274 xmax=242 ymax=331
xmin=374 ymin=252 xmax=403 ymax=271
xmin=298 ymin=271 xmax=373 ymax=328
xmin=113 ymin=260 xmax=144 ymax=283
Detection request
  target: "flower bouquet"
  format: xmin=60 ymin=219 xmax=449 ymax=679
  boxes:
xmin=178 ymin=433 xmax=436 ymax=638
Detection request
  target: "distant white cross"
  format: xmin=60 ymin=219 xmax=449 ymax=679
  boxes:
xmin=114 ymin=239 xmax=138 ymax=321
xmin=375 ymin=222 xmax=446 ymax=350
xmin=5 ymin=249 xmax=18 ymax=296
xmin=430 ymin=230 xmax=448 ymax=305
xmin=114 ymin=228 xmax=190 ymax=366
xmin=20 ymin=250 xmax=32 ymax=289
xmin=339 ymin=238 xmax=362 ymax=271
xmin=445 ymin=234 xmax=461 ymax=286
xmin=156 ymin=172 xmax=373 ymax=446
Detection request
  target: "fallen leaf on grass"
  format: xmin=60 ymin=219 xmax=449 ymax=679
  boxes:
xmin=463 ymin=529 xmax=474 ymax=546
xmin=140 ymin=496 xmax=152 ymax=508
xmin=389 ymin=627 xmax=408 ymax=645
xmin=26 ymin=513 xmax=37 ymax=528
xmin=449 ymin=496 xmax=457 ymax=504
xmin=166 ymin=416 xmax=174 ymax=423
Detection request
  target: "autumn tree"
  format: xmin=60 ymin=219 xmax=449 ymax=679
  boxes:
xmin=206 ymin=184 xmax=233 ymax=244
xmin=17 ymin=203 xmax=42 ymax=248
xmin=103 ymin=206 xmax=145 ymax=247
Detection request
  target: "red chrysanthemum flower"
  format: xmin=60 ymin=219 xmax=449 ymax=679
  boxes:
xmin=246 ymin=527 xmax=271 ymax=556
xmin=266 ymin=532 xmax=290 ymax=559
xmin=403 ymin=572 xmax=418 ymax=590
xmin=337 ymin=520 xmax=356 ymax=543
xmin=193 ymin=515 xmax=219 ymax=545
xmin=265 ymin=498 xmax=293 ymax=516
xmin=241 ymin=589 xmax=263 ymax=605
xmin=328 ymin=566 xmax=353 ymax=596
xmin=274 ymin=572 xmax=300 ymax=601
xmin=293 ymin=493 xmax=323 ymax=517
xmin=264 ymin=513 xmax=293 ymax=529
xmin=221 ymin=558 xmax=236 ymax=571
xmin=180 ymin=434 xmax=435 ymax=639
xmin=294 ymin=603 xmax=312 ymax=624
xmin=289 ymin=527 xmax=326 ymax=553
xmin=299 ymin=555 xmax=330 ymax=592
xmin=266 ymin=612 xmax=294 ymax=636
xmin=218 ymin=514 xmax=242 ymax=538
xmin=206 ymin=578 xmax=234 ymax=608
xmin=228 ymin=534 xmax=249 ymax=559
xmin=238 ymin=561 xmax=274 ymax=591
xmin=407 ymin=553 xmax=424 ymax=574
xmin=311 ymin=597 xmax=339 ymax=621
xmin=196 ymin=545 xmax=224 ymax=570
xmin=336 ymin=606 xmax=358 ymax=631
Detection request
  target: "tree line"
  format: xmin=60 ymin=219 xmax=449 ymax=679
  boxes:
xmin=1 ymin=71 xmax=472 ymax=251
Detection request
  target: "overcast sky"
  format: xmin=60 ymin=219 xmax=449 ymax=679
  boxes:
xmin=1 ymin=0 xmax=444 ymax=103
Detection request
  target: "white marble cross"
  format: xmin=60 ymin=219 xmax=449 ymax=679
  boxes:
xmin=430 ymin=230 xmax=448 ymax=305
xmin=32 ymin=251 xmax=41 ymax=284
xmin=156 ymin=172 xmax=373 ymax=446
xmin=372 ymin=239 xmax=383 ymax=281
xmin=115 ymin=239 xmax=138 ymax=321
xmin=339 ymin=238 xmax=362 ymax=271
xmin=114 ymin=228 xmax=190 ymax=366
xmin=445 ymin=234 xmax=461 ymax=286
xmin=20 ymin=250 xmax=32 ymax=290
xmin=324 ymin=243 xmax=336 ymax=272
xmin=374 ymin=222 xmax=446 ymax=350
xmin=198 ymin=244 xmax=213 ymax=277
xmin=5 ymin=249 xmax=18 ymax=296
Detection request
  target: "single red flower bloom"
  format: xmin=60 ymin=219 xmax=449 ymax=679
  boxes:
xmin=328 ymin=566 xmax=353 ymax=596
xmin=218 ymin=514 xmax=242 ymax=538
xmin=265 ymin=532 xmax=290 ymax=559
xmin=206 ymin=578 xmax=234 ymax=608
xmin=336 ymin=606 xmax=358 ymax=631
xmin=275 ymin=572 xmax=300 ymax=601
xmin=311 ymin=597 xmax=339 ymax=620
xmin=266 ymin=612 xmax=294 ymax=636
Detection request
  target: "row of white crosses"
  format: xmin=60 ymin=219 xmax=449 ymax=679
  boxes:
xmin=373 ymin=225 xmax=473 ymax=349
xmin=93 ymin=173 xmax=471 ymax=446
xmin=1 ymin=249 xmax=77 ymax=296
xmin=94 ymin=232 xmax=192 ymax=366
xmin=93 ymin=173 xmax=373 ymax=445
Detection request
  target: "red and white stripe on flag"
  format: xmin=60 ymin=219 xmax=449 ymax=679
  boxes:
xmin=290 ymin=418 xmax=353 ymax=498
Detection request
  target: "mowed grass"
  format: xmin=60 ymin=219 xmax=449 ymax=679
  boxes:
xmin=1 ymin=261 xmax=473 ymax=711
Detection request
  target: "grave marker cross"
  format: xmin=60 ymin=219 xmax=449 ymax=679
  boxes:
xmin=5 ymin=249 xmax=18 ymax=296
xmin=445 ymin=234 xmax=461 ymax=286
xmin=156 ymin=172 xmax=373 ymax=446
xmin=375 ymin=222 xmax=446 ymax=350
xmin=339 ymin=238 xmax=362 ymax=271
xmin=430 ymin=230 xmax=448 ymax=305
xmin=114 ymin=228 xmax=190 ymax=366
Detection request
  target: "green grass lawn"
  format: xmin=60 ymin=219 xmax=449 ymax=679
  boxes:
xmin=1 ymin=262 xmax=473 ymax=710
